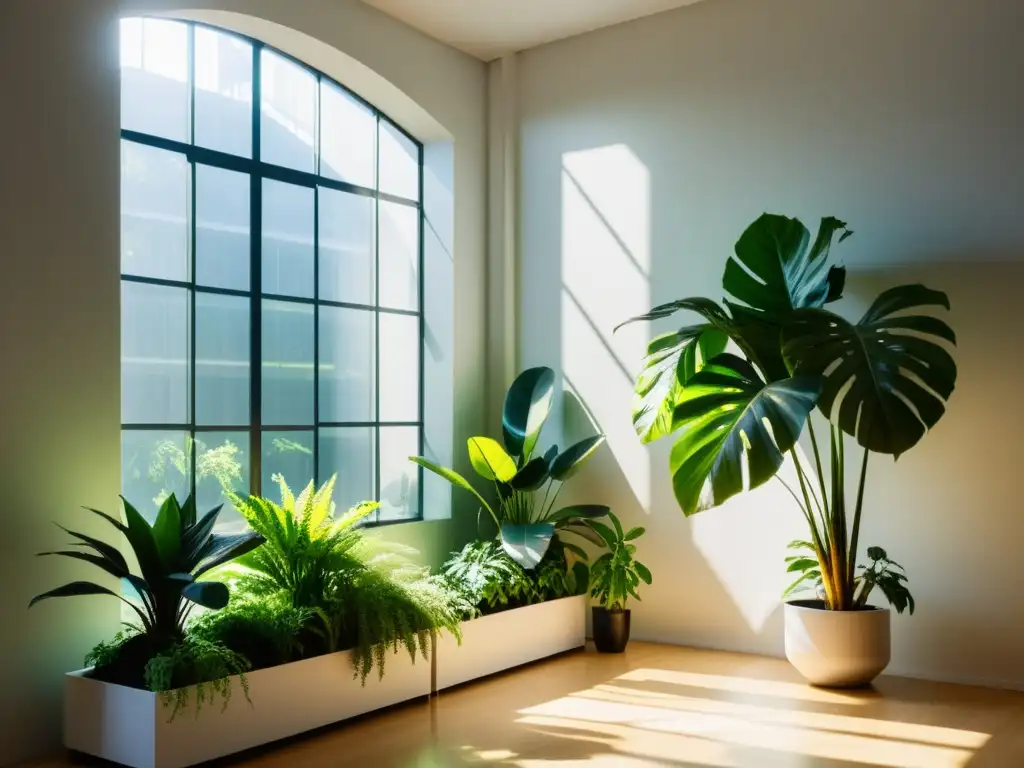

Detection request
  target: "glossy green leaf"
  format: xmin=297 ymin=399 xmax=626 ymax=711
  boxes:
xmin=152 ymin=494 xmax=182 ymax=569
xmin=724 ymin=214 xmax=850 ymax=316
xmin=82 ymin=506 xmax=127 ymax=534
xmin=500 ymin=523 xmax=555 ymax=569
xmin=409 ymin=456 xmax=497 ymax=524
xmin=54 ymin=525 xmax=129 ymax=575
xmin=571 ymin=561 xmax=590 ymax=596
xmin=546 ymin=504 xmax=610 ymax=524
xmin=29 ymin=581 xmax=123 ymax=608
xmin=468 ymin=437 xmax=518 ymax=482
xmin=181 ymin=580 xmax=230 ymax=610
xmin=193 ymin=532 xmax=265 ymax=578
xmin=783 ymin=285 xmax=957 ymax=456
xmin=586 ymin=520 xmax=618 ymax=550
xmin=502 ymin=367 xmax=555 ymax=461
xmin=634 ymin=562 xmax=653 ymax=585
xmin=509 ymin=455 xmax=550 ymax=491
xmin=37 ymin=550 xmax=128 ymax=580
xmin=119 ymin=496 xmax=163 ymax=587
xmin=669 ymin=353 xmax=821 ymax=516
xmin=624 ymin=527 xmax=645 ymax=541
xmin=550 ymin=436 xmax=606 ymax=482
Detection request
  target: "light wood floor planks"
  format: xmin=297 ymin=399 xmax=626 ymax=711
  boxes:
xmin=29 ymin=642 xmax=1024 ymax=767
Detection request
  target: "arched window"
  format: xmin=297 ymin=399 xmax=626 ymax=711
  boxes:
xmin=119 ymin=18 xmax=423 ymax=529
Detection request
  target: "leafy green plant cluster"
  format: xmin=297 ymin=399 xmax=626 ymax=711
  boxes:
xmin=217 ymin=475 xmax=464 ymax=682
xmin=413 ymin=366 xmax=610 ymax=569
xmin=619 ymin=213 xmax=957 ymax=613
xmin=441 ymin=539 xmax=588 ymax=617
xmin=189 ymin=594 xmax=313 ymax=670
xmin=588 ymin=513 xmax=652 ymax=612
xmin=143 ymin=635 xmax=251 ymax=721
xmin=785 ymin=542 xmax=915 ymax=614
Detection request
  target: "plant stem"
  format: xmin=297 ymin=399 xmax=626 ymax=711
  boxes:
xmin=806 ymin=420 xmax=831 ymax=523
xmin=543 ymin=482 xmax=565 ymax=520
xmin=829 ymin=426 xmax=849 ymax=610
xmin=847 ymin=447 xmax=870 ymax=588
xmin=789 ymin=451 xmax=837 ymax=606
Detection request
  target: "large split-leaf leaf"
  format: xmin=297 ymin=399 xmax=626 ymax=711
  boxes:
xmin=631 ymin=324 xmax=728 ymax=443
xmin=669 ymin=353 xmax=821 ymax=516
xmin=783 ymin=284 xmax=957 ymax=456
xmin=724 ymin=214 xmax=851 ymax=316
xmin=502 ymin=367 xmax=555 ymax=461
xmin=500 ymin=523 xmax=555 ymax=569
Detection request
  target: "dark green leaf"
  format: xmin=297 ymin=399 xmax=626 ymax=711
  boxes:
xmin=550 ymin=436 xmax=606 ymax=482
xmin=82 ymin=506 xmax=127 ymax=534
xmin=509 ymin=455 xmax=550 ymax=491
xmin=586 ymin=520 xmax=618 ymax=550
xmin=193 ymin=532 xmax=265 ymax=577
xmin=179 ymin=494 xmax=197 ymax=532
xmin=119 ymin=497 xmax=163 ymax=587
xmin=37 ymin=550 xmax=128 ymax=580
xmin=29 ymin=581 xmax=121 ymax=608
xmin=151 ymin=494 xmax=182 ymax=569
xmin=502 ymin=367 xmax=555 ymax=461
xmin=547 ymin=505 xmax=610 ymax=524
xmin=783 ymin=285 xmax=956 ymax=456
xmin=499 ymin=523 xmax=554 ymax=569
xmin=181 ymin=580 xmax=230 ymax=610
xmin=571 ymin=561 xmax=590 ymax=596
xmin=615 ymin=297 xmax=732 ymax=332
xmin=635 ymin=562 xmax=653 ymax=585
xmin=624 ymin=527 xmax=645 ymax=541
xmin=561 ymin=541 xmax=589 ymax=561
xmin=54 ymin=526 xmax=129 ymax=576
xmin=668 ymin=353 xmax=821 ymax=516
xmin=867 ymin=546 xmax=887 ymax=561
xmin=181 ymin=505 xmax=223 ymax=567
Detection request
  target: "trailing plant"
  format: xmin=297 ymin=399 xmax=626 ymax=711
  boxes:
xmin=412 ymin=366 xmax=610 ymax=569
xmin=441 ymin=538 xmax=589 ymax=617
xmin=588 ymin=512 xmax=652 ymax=612
xmin=222 ymin=474 xmax=464 ymax=681
xmin=618 ymin=213 xmax=957 ymax=612
xmin=30 ymin=493 xmax=264 ymax=686
xmin=143 ymin=635 xmax=251 ymax=721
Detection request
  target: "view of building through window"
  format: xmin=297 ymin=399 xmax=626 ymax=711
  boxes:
xmin=119 ymin=18 xmax=424 ymax=529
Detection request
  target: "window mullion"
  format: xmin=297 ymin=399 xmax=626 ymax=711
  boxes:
xmin=249 ymin=42 xmax=263 ymax=498
xmin=374 ymin=113 xmax=382 ymax=525
xmin=187 ymin=24 xmax=198 ymax=504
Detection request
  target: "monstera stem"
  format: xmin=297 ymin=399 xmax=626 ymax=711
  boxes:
xmin=789 ymin=450 xmax=838 ymax=607
xmin=806 ymin=421 xmax=831 ymax=524
xmin=847 ymin=447 xmax=870 ymax=589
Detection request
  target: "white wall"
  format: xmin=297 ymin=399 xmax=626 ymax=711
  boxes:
xmin=518 ymin=0 xmax=1024 ymax=688
xmin=0 ymin=1 xmax=487 ymax=763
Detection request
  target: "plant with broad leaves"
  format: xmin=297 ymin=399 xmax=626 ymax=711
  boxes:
xmin=618 ymin=213 xmax=956 ymax=612
xmin=411 ymin=366 xmax=610 ymax=569
xmin=588 ymin=512 xmax=652 ymax=612
xmin=784 ymin=543 xmax=914 ymax=614
xmin=30 ymin=494 xmax=264 ymax=644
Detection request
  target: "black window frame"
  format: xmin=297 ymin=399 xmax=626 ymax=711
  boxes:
xmin=119 ymin=18 xmax=426 ymax=526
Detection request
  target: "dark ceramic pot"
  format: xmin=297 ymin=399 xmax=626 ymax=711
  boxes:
xmin=592 ymin=606 xmax=631 ymax=653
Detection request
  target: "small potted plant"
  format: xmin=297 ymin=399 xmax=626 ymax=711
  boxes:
xmin=588 ymin=512 xmax=652 ymax=653
xmin=618 ymin=213 xmax=956 ymax=686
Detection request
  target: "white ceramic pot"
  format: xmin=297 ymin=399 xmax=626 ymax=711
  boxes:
xmin=784 ymin=599 xmax=891 ymax=687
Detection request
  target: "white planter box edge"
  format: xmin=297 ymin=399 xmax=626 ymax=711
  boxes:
xmin=435 ymin=594 xmax=586 ymax=691
xmin=64 ymin=647 xmax=431 ymax=768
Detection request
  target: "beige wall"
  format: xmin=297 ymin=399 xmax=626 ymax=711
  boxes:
xmin=0 ymin=1 xmax=487 ymax=763
xmin=518 ymin=0 xmax=1024 ymax=688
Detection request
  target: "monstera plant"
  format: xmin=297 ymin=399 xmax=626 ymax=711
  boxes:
xmin=618 ymin=214 xmax=957 ymax=612
xmin=412 ymin=367 xmax=609 ymax=568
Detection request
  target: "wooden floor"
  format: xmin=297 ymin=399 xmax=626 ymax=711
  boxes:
xmin=37 ymin=642 xmax=1024 ymax=767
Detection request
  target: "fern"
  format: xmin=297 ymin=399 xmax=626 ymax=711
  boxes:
xmin=144 ymin=636 xmax=251 ymax=722
xmin=189 ymin=595 xmax=312 ymax=671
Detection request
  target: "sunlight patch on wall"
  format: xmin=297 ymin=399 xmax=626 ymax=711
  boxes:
xmin=561 ymin=145 xmax=651 ymax=511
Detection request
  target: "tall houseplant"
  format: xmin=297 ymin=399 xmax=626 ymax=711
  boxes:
xmin=618 ymin=214 xmax=957 ymax=684
xmin=412 ymin=367 xmax=610 ymax=568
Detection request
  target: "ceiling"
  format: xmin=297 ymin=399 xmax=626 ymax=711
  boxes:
xmin=359 ymin=0 xmax=707 ymax=61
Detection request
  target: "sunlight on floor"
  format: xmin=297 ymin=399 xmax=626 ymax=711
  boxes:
xmin=511 ymin=668 xmax=989 ymax=768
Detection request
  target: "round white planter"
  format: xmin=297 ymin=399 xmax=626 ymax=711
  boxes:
xmin=784 ymin=600 xmax=891 ymax=687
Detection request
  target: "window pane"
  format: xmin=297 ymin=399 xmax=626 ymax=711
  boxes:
xmin=122 ymin=282 xmax=189 ymax=424
xmin=196 ymin=165 xmax=250 ymax=290
xmin=121 ymin=141 xmax=189 ymax=282
xmin=121 ymin=430 xmax=190 ymax=523
xmin=319 ymin=188 xmax=374 ymax=305
xmin=262 ymin=300 xmax=313 ymax=425
xmin=379 ymin=313 xmax=419 ymax=422
xmin=196 ymin=293 xmax=250 ymax=426
xmin=195 ymin=431 xmax=249 ymax=532
xmin=262 ymin=180 xmax=314 ymax=298
xmin=320 ymin=81 xmax=376 ymax=189
xmin=260 ymin=49 xmax=316 ymax=173
xmin=262 ymin=431 xmax=314 ymax=504
xmin=378 ymin=120 xmax=419 ymax=201
xmin=379 ymin=201 xmax=419 ymax=310
xmin=319 ymin=428 xmax=375 ymax=515
xmin=319 ymin=306 xmax=374 ymax=423
xmin=194 ymin=28 xmax=252 ymax=158
xmin=120 ymin=18 xmax=189 ymax=143
xmin=379 ymin=427 xmax=420 ymax=521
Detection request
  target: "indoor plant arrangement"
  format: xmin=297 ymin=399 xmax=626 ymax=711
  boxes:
xmin=412 ymin=366 xmax=610 ymax=568
xmin=588 ymin=512 xmax=652 ymax=653
xmin=618 ymin=213 xmax=956 ymax=686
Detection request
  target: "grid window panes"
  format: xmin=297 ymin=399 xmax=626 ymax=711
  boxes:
xmin=120 ymin=18 xmax=424 ymax=526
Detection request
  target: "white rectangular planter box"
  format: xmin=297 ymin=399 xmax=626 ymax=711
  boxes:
xmin=65 ymin=648 xmax=430 ymax=768
xmin=435 ymin=594 xmax=586 ymax=691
